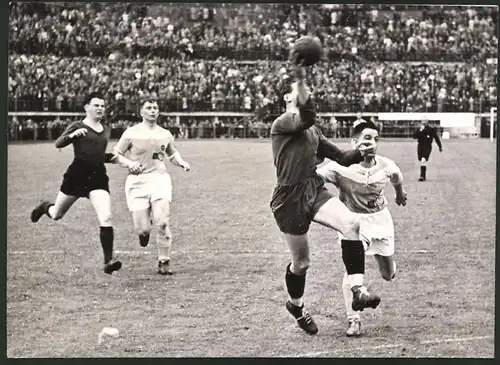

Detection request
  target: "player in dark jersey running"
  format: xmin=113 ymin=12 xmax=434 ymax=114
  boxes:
xmin=413 ymin=118 xmax=443 ymax=181
xmin=30 ymin=92 xmax=122 ymax=275
xmin=271 ymin=60 xmax=381 ymax=335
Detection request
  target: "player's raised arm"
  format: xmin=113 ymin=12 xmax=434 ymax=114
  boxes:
xmin=165 ymin=139 xmax=190 ymax=171
xmin=271 ymin=98 xmax=316 ymax=134
xmin=317 ymin=134 xmax=364 ymax=167
xmin=271 ymin=63 xmax=316 ymax=135
xmin=54 ymin=122 xmax=86 ymax=149
xmin=295 ymin=64 xmax=310 ymax=106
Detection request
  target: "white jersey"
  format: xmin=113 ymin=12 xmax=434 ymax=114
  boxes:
xmin=114 ymin=123 xmax=175 ymax=175
xmin=317 ymin=155 xmax=403 ymax=214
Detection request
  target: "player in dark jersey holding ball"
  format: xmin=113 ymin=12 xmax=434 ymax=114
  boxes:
xmin=30 ymin=92 xmax=122 ymax=275
xmin=271 ymin=51 xmax=381 ymax=335
xmin=413 ymin=118 xmax=443 ymax=181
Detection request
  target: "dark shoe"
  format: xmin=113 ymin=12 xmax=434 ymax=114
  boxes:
xmin=285 ymin=300 xmax=318 ymax=335
xmin=352 ymin=285 xmax=381 ymax=312
xmin=139 ymin=233 xmax=150 ymax=247
xmin=104 ymin=259 xmax=122 ymax=275
xmin=158 ymin=260 xmax=173 ymax=275
xmin=31 ymin=200 xmax=51 ymax=223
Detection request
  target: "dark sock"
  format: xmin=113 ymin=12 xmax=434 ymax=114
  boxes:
xmin=100 ymin=226 xmax=114 ymax=264
xmin=422 ymin=166 xmax=427 ymax=179
xmin=341 ymin=240 xmax=365 ymax=275
xmin=285 ymin=263 xmax=306 ymax=300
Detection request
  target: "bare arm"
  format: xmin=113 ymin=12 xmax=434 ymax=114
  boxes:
xmin=165 ymin=140 xmax=190 ymax=170
xmin=387 ymin=159 xmax=407 ymax=205
xmin=113 ymin=151 xmax=135 ymax=168
xmin=112 ymin=132 xmax=134 ymax=168
xmin=296 ymin=80 xmax=309 ymax=106
xmin=271 ymin=64 xmax=315 ymax=134
xmin=391 ymin=173 xmax=405 ymax=196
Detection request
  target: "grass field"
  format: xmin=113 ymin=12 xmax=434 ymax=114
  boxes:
xmin=6 ymin=138 xmax=496 ymax=358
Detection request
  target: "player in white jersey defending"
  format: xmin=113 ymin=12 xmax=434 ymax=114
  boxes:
xmin=317 ymin=120 xmax=407 ymax=337
xmin=113 ymin=98 xmax=190 ymax=275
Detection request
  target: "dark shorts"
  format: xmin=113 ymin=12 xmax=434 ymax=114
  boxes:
xmin=60 ymin=160 xmax=109 ymax=199
xmin=417 ymin=144 xmax=432 ymax=161
xmin=271 ymin=175 xmax=333 ymax=235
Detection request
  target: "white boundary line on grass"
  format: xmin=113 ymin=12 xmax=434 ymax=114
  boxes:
xmin=297 ymin=335 xmax=493 ymax=357
xmin=9 ymin=249 xmax=436 ymax=255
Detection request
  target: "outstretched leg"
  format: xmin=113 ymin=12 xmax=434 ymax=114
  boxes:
xmin=31 ymin=191 xmax=78 ymax=222
xmin=313 ymin=197 xmax=380 ymax=312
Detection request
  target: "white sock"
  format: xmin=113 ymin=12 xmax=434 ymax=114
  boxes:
xmin=47 ymin=206 xmax=56 ymax=220
xmin=156 ymin=227 xmax=172 ymax=262
xmin=289 ymin=297 xmax=303 ymax=307
xmin=349 ymin=273 xmax=364 ymax=287
xmin=343 ymin=273 xmax=360 ymax=321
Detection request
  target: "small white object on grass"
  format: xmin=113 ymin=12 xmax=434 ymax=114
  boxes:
xmin=98 ymin=327 xmax=120 ymax=344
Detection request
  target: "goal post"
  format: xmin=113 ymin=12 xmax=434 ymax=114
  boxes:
xmin=490 ymin=107 xmax=497 ymax=143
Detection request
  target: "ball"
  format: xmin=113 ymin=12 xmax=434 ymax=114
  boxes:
xmin=291 ymin=36 xmax=323 ymax=66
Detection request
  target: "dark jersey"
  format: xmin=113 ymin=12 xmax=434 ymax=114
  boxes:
xmin=270 ymin=98 xmax=363 ymax=186
xmin=414 ymin=125 xmax=442 ymax=149
xmin=55 ymin=121 xmax=110 ymax=166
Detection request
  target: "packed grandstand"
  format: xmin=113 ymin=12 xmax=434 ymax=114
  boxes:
xmin=7 ymin=3 xmax=498 ymax=139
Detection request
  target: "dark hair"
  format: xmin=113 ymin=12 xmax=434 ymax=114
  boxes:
xmin=84 ymin=92 xmax=105 ymax=106
xmin=353 ymin=120 xmax=379 ymax=136
xmin=139 ymin=96 xmax=159 ymax=110
xmin=278 ymin=77 xmax=294 ymax=111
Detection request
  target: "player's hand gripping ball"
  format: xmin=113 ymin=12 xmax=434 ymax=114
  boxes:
xmin=290 ymin=36 xmax=323 ymax=66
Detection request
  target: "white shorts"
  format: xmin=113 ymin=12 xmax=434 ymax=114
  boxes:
xmin=338 ymin=207 xmax=395 ymax=256
xmin=125 ymin=172 xmax=172 ymax=212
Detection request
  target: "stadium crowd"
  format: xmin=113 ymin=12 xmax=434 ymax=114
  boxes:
xmin=9 ymin=3 xmax=497 ymax=62
xmin=8 ymin=2 xmax=498 ymax=138
xmin=9 ymin=54 xmax=497 ymax=114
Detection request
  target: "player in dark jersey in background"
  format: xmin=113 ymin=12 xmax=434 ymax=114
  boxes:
xmin=271 ymin=58 xmax=381 ymax=336
xmin=413 ymin=118 xmax=443 ymax=181
xmin=30 ymin=92 xmax=122 ymax=275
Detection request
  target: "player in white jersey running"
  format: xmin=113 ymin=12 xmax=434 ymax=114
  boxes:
xmin=317 ymin=120 xmax=407 ymax=337
xmin=113 ymin=98 xmax=190 ymax=275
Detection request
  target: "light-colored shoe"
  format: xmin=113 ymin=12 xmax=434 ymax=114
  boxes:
xmin=346 ymin=319 xmax=362 ymax=337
